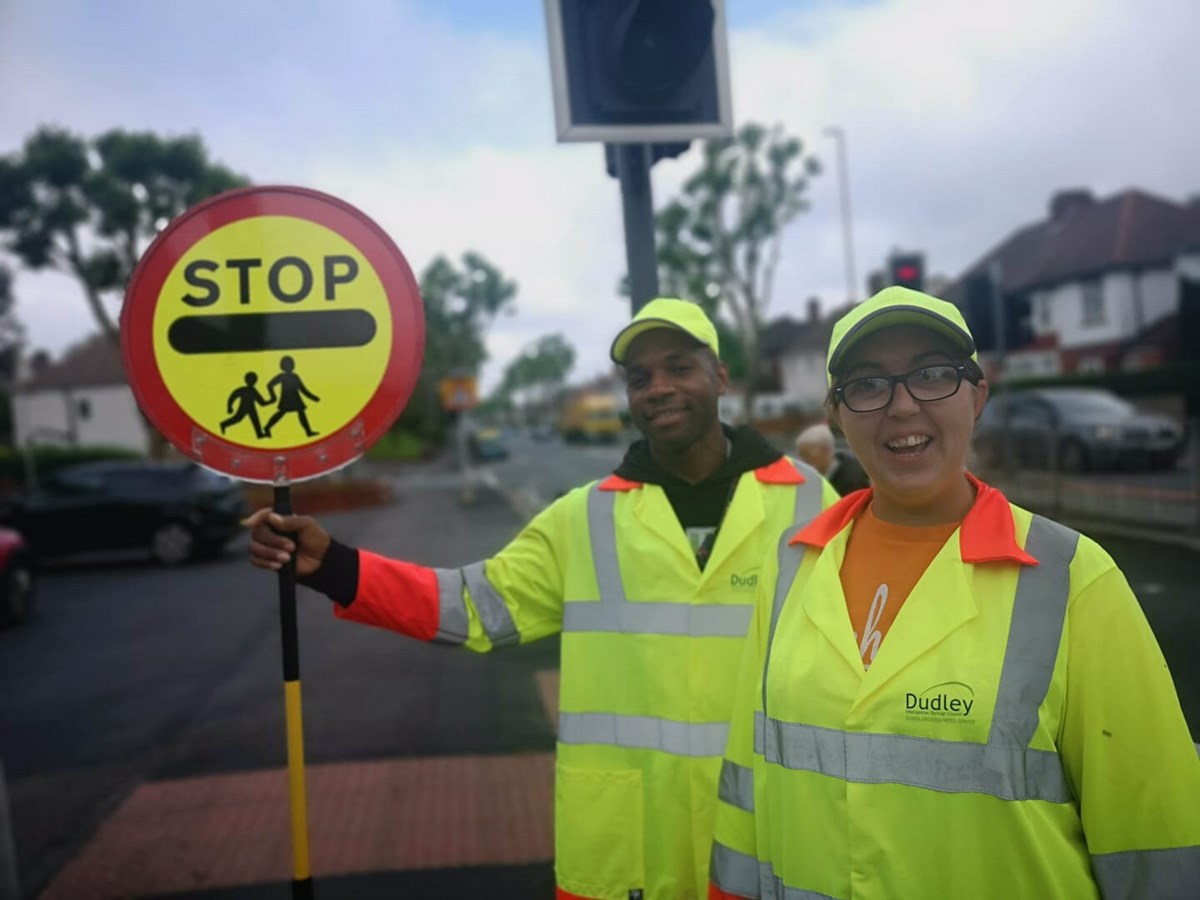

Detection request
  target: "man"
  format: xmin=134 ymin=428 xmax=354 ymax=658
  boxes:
xmin=248 ymin=297 xmax=838 ymax=900
xmin=794 ymin=422 xmax=870 ymax=496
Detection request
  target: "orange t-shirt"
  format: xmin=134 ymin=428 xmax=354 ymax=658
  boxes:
xmin=839 ymin=505 xmax=958 ymax=669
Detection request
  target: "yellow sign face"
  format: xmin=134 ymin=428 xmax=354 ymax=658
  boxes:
xmin=152 ymin=216 xmax=393 ymax=450
xmin=439 ymin=376 xmax=478 ymax=411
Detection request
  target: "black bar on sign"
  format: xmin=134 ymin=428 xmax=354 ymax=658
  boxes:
xmin=167 ymin=310 xmax=377 ymax=354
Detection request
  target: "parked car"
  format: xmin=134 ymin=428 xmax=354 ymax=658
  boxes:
xmin=0 ymin=460 xmax=249 ymax=565
xmin=469 ymin=427 xmax=509 ymax=462
xmin=0 ymin=527 xmax=35 ymax=627
xmin=974 ymin=387 xmax=1185 ymax=473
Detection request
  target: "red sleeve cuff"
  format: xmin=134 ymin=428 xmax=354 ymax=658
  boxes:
xmin=332 ymin=550 xmax=441 ymax=641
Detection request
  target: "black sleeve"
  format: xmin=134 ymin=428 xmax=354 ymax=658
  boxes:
xmin=296 ymin=538 xmax=359 ymax=607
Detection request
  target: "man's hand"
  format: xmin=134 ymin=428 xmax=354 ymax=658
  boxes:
xmin=244 ymin=508 xmax=331 ymax=577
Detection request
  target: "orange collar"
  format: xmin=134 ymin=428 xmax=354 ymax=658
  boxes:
xmin=788 ymin=473 xmax=1038 ymax=566
xmin=598 ymin=457 xmax=806 ymax=492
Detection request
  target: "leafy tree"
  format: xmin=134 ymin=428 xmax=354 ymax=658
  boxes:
xmin=654 ymin=122 xmax=820 ymax=421
xmin=404 ymin=251 xmax=518 ymax=437
xmin=495 ymin=333 xmax=576 ymax=420
xmin=420 ymin=251 xmax=517 ymax=376
xmin=0 ymin=126 xmax=249 ymax=343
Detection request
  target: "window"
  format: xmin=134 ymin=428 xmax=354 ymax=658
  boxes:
xmin=1080 ymin=281 xmax=1106 ymax=326
xmin=77 ymin=398 xmax=91 ymax=420
xmin=1036 ymin=297 xmax=1052 ymax=330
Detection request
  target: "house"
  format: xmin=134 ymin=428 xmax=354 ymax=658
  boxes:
xmin=12 ymin=334 xmax=150 ymax=454
xmin=944 ymin=188 xmax=1200 ymax=380
xmin=766 ymin=298 xmax=856 ymax=416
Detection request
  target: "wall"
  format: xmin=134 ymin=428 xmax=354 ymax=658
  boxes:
xmin=13 ymin=384 xmax=149 ymax=453
xmin=778 ymin=348 xmax=828 ymax=409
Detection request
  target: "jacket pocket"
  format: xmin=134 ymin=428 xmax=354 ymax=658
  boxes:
xmin=555 ymin=763 xmax=645 ymax=898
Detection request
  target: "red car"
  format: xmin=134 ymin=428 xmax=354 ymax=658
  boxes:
xmin=0 ymin=527 xmax=35 ymax=627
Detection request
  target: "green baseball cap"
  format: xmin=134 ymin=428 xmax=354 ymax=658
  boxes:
xmin=826 ymin=286 xmax=977 ymax=383
xmin=610 ymin=297 xmax=720 ymax=364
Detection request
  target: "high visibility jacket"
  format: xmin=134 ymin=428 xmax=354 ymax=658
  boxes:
xmin=337 ymin=457 xmax=838 ymax=899
xmin=710 ymin=478 xmax=1200 ymax=900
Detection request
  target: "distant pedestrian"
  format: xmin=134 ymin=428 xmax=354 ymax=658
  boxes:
xmin=794 ymin=422 xmax=870 ymax=496
xmin=263 ymin=356 xmax=320 ymax=438
xmin=220 ymin=371 xmax=270 ymax=439
xmin=246 ymin=298 xmax=840 ymax=899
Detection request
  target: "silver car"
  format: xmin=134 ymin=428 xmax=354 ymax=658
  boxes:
xmin=974 ymin=387 xmax=1185 ymax=473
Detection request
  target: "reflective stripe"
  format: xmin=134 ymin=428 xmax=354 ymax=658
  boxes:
xmin=433 ymin=567 xmax=467 ymax=644
xmin=461 ymin=561 xmax=519 ymax=648
xmin=710 ymin=840 xmax=761 ymax=897
xmin=558 ymin=711 xmax=729 ymax=757
xmin=763 ymin=528 xmax=807 ymax=715
xmin=761 ymin=468 xmax=824 ymax=714
xmin=755 ymin=713 xmax=1072 ymax=802
xmin=586 ymin=487 xmax=626 ymax=602
xmin=567 ymin=467 xmax=826 ymax=637
xmin=761 ymin=861 xmax=840 ymax=900
xmin=563 ymin=600 xmax=752 ymax=636
xmin=755 ymin=513 xmax=1080 ymax=803
xmin=989 ymin=515 xmax=1078 ymax=748
xmin=718 ymin=759 xmax=755 ymax=812
xmin=1091 ymin=845 xmax=1200 ymax=899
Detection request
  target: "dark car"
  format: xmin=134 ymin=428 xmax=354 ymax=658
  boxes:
xmin=0 ymin=527 xmax=36 ymax=626
xmin=0 ymin=460 xmax=249 ymax=565
xmin=974 ymin=387 xmax=1185 ymax=473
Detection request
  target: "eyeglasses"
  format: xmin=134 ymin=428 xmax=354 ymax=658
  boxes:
xmin=834 ymin=364 xmax=973 ymax=413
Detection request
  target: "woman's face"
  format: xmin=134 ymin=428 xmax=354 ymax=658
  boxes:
xmin=830 ymin=325 xmax=987 ymax=525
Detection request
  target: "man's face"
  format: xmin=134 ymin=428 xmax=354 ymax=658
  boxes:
xmin=623 ymin=329 xmax=727 ymax=452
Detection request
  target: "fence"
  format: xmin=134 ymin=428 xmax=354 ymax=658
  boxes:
xmin=976 ymin=417 xmax=1200 ymax=538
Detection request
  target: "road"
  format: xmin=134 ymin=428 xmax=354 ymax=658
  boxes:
xmin=1 ymin=432 xmax=1197 ymax=899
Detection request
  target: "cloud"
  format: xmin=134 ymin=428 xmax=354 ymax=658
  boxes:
xmin=3 ymin=0 xmax=1199 ymax=397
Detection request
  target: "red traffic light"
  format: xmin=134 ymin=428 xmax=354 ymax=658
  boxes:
xmin=888 ymin=253 xmax=925 ymax=290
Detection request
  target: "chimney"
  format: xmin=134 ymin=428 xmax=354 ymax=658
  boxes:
xmin=1049 ymin=189 xmax=1095 ymax=223
xmin=807 ymin=297 xmax=821 ymax=324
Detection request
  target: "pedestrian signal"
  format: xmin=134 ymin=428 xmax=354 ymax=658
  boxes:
xmin=545 ymin=0 xmax=733 ymax=142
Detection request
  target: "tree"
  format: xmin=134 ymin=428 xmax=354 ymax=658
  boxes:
xmin=495 ymin=333 xmax=576 ymax=421
xmin=654 ymin=122 xmax=820 ymax=421
xmin=401 ymin=251 xmax=519 ymax=438
xmin=0 ymin=126 xmax=249 ymax=343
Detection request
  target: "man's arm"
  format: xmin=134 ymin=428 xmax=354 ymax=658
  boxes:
xmin=246 ymin=491 xmax=576 ymax=652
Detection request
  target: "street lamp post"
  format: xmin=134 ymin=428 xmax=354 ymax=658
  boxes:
xmin=824 ymin=126 xmax=859 ymax=304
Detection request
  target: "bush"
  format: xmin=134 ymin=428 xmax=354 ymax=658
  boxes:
xmin=365 ymin=429 xmax=431 ymax=461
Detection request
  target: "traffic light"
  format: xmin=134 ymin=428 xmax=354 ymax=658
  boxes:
xmin=545 ymin=0 xmax=733 ymax=143
xmin=888 ymin=253 xmax=926 ymax=292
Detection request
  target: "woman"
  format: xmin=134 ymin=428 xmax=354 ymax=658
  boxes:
xmin=709 ymin=287 xmax=1200 ymax=899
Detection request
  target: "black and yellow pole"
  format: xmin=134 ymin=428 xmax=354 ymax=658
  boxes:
xmin=275 ymin=484 xmax=314 ymax=899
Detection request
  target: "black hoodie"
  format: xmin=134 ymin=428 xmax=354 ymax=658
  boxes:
xmin=614 ymin=423 xmax=783 ymax=545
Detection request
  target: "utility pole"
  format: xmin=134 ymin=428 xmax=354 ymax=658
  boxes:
xmin=611 ymin=144 xmax=661 ymax=316
xmin=825 ymin=126 xmax=858 ymax=303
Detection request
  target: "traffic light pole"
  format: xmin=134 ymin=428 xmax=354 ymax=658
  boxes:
xmin=614 ymin=144 xmax=660 ymax=316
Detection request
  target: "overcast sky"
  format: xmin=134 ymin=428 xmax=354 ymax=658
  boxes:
xmin=2 ymin=0 xmax=1197 ymax=393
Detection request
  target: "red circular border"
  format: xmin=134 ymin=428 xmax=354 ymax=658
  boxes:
xmin=121 ymin=185 xmax=425 ymax=483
